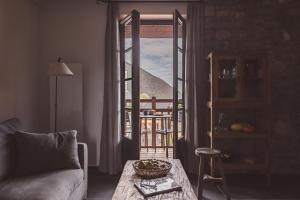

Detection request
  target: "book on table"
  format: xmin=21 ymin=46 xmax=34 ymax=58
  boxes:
xmin=134 ymin=177 xmax=182 ymax=197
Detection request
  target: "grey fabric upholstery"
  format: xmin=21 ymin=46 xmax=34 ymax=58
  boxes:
xmin=67 ymin=180 xmax=87 ymax=200
xmin=14 ymin=130 xmax=81 ymax=177
xmin=77 ymin=143 xmax=88 ymax=199
xmin=0 ymin=118 xmax=88 ymax=200
xmin=0 ymin=169 xmax=84 ymax=200
xmin=0 ymin=118 xmax=20 ymax=181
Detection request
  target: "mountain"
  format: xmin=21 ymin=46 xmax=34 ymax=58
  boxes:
xmin=125 ymin=62 xmax=173 ymax=99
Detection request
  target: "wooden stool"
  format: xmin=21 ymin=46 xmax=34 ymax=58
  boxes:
xmin=195 ymin=147 xmax=231 ymax=200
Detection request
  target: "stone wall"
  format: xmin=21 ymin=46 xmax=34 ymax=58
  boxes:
xmin=204 ymin=0 xmax=300 ymax=173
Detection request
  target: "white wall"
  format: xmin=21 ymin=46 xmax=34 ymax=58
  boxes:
xmin=49 ymin=63 xmax=84 ymax=141
xmin=0 ymin=0 xmax=39 ymax=131
xmin=0 ymin=0 xmax=186 ymax=165
xmin=39 ymin=0 xmax=107 ymax=165
xmin=39 ymin=0 xmax=186 ymax=166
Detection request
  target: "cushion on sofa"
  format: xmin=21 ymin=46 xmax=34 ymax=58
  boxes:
xmin=0 ymin=169 xmax=84 ymax=200
xmin=0 ymin=118 xmax=20 ymax=181
xmin=14 ymin=130 xmax=81 ymax=177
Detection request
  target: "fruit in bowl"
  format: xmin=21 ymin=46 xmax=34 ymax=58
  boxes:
xmin=243 ymin=124 xmax=255 ymax=133
xmin=230 ymin=123 xmax=255 ymax=133
xmin=230 ymin=123 xmax=244 ymax=131
xmin=133 ymin=159 xmax=172 ymax=179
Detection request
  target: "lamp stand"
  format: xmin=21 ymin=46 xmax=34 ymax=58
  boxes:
xmin=48 ymin=57 xmax=73 ymax=132
xmin=54 ymin=76 xmax=58 ymax=132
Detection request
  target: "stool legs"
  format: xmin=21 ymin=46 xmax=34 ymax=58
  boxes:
xmin=197 ymin=157 xmax=205 ymax=200
xmin=217 ymin=157 xmax=231 ymax=200
xmin=195 ymin=147 xmax=231 ymax=200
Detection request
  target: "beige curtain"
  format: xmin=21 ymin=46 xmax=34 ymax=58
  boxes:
xmin=99 ymin=3 xmax=122 ymax=175
xmin=185 ymin=2 xmax=208 ymax=174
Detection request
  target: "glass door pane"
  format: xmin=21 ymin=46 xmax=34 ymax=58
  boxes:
xmin=242 ymin=58 xmax=264 ymax=98
xmin=178 ymin=49 xmax=183 ymax=79
xmin=178 ymin=79 xmax=184 ymax=139
xmin=216 ymin=58 xmax=238 ymax=99
xmin=124 ymin=79 xmax=132 ymax=138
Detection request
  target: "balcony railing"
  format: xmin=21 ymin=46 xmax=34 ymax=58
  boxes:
xmin=140 ymin=97 xmax=173 ymax=149
xmin=125 ymin=97 xmax=174 ymax=149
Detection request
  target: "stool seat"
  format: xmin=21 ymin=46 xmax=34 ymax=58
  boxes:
xmin=195 ymin=147 xmax=221 ymax=157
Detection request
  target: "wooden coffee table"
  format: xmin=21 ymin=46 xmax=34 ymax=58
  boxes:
xmin=112 ymin=159 xmax=197 ymax=200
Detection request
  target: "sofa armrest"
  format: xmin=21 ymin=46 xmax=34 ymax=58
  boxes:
xmin=78 ymin=143 xmax=88 ymax=180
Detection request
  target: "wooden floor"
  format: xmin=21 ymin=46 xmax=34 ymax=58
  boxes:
xmin=140 ymin=147 xmax=174 ymax=159
xmin=87 ymin=169 xmax=300 ymax=200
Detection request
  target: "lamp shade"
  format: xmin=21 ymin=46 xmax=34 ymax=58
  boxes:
xmin=48 ymin=60 xmax=74 ymax=76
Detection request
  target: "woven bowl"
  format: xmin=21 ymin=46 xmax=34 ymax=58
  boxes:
xmin=133 ymin=159 xmax=172 ymax=179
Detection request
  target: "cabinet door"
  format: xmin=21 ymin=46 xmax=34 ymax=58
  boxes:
xmin=240 ymin=56 xmax=267 ymax=99
xmin=213 ymin=56 xmax=240 ymax=101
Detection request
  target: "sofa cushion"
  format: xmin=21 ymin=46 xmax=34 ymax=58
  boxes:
xmin=0 ymin=118 xmax=20 ymax=181
xmin=14 ymin=130 xmax=81 ymax=177
xmin=0 ymin=169 xmax=84 ymax=200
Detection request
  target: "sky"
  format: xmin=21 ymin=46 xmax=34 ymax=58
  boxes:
xmin=126 ymin=38 xmax=173 ymax=86
xmin=125 ymin=38 xmax=183 ymax=87
xmin=140 ymin=38 xmax=173 ymax=86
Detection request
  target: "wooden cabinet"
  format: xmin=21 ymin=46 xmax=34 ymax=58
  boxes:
xmin=207 ymin=52 xmax=270 ymax=183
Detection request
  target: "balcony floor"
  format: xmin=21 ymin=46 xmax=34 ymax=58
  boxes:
xmin=140 ymin=147 xmax=174 ymax=159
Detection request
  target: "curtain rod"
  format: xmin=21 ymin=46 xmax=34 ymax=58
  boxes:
xmin=97 ymin=0 xmax=202 ymax=3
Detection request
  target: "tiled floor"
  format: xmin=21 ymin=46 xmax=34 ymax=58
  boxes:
xmin=87 ymin=168 xmax=300 ymax=200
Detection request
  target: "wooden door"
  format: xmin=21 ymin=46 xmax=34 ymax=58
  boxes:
xmin=173 ymin=9 xmax=186 ymax=159
xmin=120 ymin=10 xmax=140 ymax=163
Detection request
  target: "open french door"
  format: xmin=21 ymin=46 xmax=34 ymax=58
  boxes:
xmin=120 ymin=9 xmax=186 ymax=162
xmin=120 ymin=10 xmax=140 ymax=163
xmin=173 ymin=10 xmax=186 ymax=159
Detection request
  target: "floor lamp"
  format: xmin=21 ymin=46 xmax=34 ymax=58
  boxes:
xmin=48 ymin=57 xmax=74 ymax=132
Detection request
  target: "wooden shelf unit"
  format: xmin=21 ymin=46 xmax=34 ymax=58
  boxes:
xmin=222 ymin=161 xmax=267 ymax=173
xmin=207 ymin=52 xmax=270 ymax=183
xmin=207 ymin=100 xmax=265 ymax=109
xmin=207 ymin=131 xmax=267 ymax=140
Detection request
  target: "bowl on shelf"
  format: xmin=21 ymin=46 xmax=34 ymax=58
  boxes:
xmin=133 ymin=159 xmax=172 ymax=179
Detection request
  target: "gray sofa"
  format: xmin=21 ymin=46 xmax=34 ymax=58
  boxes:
xmin=0 ymin=118 xmax=88 ymax=200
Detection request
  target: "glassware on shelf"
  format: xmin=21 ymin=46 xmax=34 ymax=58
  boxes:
xmin=225 ymin=68 xmax=230 ymax=79
xmin=214 ymin=112 xmax=228 ymax=131
xmin=218 ymin=112 xmax=224 ymax=125
xmin=245 ymin=60 xmax=262 ymax=80
xmin=219 ymin=66 xmax=236 ymax=80
xmin=231 ymin=67 xmax=236 ymax=79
